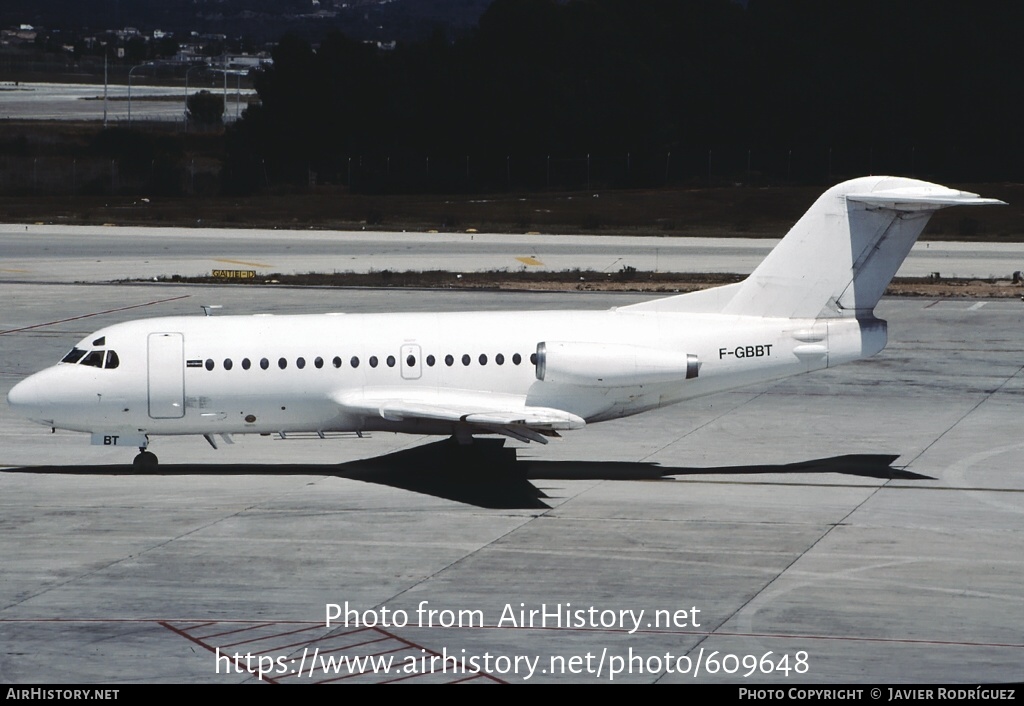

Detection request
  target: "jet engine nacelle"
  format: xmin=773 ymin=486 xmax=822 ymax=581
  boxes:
xmin=535 ymin=341 xmax=698 ymax=387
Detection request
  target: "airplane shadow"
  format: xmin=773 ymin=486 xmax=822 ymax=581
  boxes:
xmin=4 ymin=438 xmax=933 ymax=509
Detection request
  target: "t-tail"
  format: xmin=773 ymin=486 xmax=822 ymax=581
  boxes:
xmin=622 ymin=176 xmax=1003 ymax=369
xmin=625 ymin=176 xmax=1004 ymax=320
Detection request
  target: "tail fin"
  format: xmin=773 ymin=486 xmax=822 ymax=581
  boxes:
xmin=625 ymin=177 xmax=1003 ymax=319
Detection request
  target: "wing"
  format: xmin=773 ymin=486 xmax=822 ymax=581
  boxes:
xmin=332 ymin=388 xmax=585 ymax=444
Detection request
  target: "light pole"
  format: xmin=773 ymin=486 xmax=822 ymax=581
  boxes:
xmin=216 ymin=69 xmax=247 ymax=122
xmin=103 ymin=50 xmax=109 ymax=127
xmin=127 ymin=61 xmax=154 ymax=127
xmin=184 ymin=64 xmax=206 ymax=129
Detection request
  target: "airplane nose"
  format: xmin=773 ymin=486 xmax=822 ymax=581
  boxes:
xmin=7 ymin=373 xmax=50 ymax=417
xmin=8 ymin=377 xmax=31 ymax=408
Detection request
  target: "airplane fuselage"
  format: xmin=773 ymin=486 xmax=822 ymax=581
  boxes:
xmin=9 ymin=308 xmax=881 ymax=441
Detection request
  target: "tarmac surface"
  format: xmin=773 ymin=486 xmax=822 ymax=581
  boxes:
xmin=0 ymin=230 xmax=1022 ymax=684
xmin=3 ymin=223 xmax=1024 ymax=283
xmin=0 ymin=82 xmax=254 ymax=123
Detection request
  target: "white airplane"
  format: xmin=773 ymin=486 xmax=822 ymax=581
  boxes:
xmin=6 ymin=176 xmax=1003 ymax=469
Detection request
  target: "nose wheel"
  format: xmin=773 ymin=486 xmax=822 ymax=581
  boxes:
xmin=133 ymin=449 xmax=158 ymax=470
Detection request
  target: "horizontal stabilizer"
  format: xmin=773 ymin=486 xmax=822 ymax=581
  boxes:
xmin=847 ymin=186 xmax=1004 ymax=210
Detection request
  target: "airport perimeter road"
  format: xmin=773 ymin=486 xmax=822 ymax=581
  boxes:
xmin=0 ymin=283 xmax=1021 ymax=683
xmin=0 ymin=82 xmax=254 ymax=122
xmin=3 ymin=224 xmax=1024 ymax=283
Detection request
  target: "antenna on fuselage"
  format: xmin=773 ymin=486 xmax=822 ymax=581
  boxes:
xmin=201 ymin=305 xmax=223 ymax=317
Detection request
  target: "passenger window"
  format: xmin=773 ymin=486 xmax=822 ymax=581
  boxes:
xmin=351 ymin=356 xmax=360 ymax=368
xmin=513 ymin=353 xmax=522 ymax=365
xmin=386 ymin=355 xmax=396 ymax=368
xmin=479 ymin=354 xmax=487 ymax=365
xmin=260 ymin=358 xmax=269 ymax=370
xmin=80 ymin=350 xmax=104 ymax=368
xmin=242 ymin=358 xmax=251 ymax=370
xmin=530 ymin=353 xmax=537 ymax=365
xmin=224 ymin=358 xmax=233 ymax=370
xmin=445 ymin=354 xmax=454 ymax=366
xmin=427 ymin=355 xmax=436 ymax=366
xmin=461 ymin=354 xmax=470 ymax=366
xmin=297 ymin=357 xmax=306 ymax=369
xmin=406 ymin=355 xmax=416 ymax=367
xmin=205 ymin=359 xmax=214 ymax=371
xmin=369 ymin=356 xmax=378 ymax=368
xmin=496 ymin=353 xmax=504 ymax=365
xmin=315 ymin=357 xmax=324 ymax=369
xmin=278 ymin=358 xmax=287 ymax=369
xmin=62 ymin=347 xmax=87 ymax=364
xmin=105 ymin=350 xmax=120 ymax=369
xmin=333 ymin=356 xmax=342 ymax=368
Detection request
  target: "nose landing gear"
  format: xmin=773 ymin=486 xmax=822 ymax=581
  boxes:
xmin=133 ymin=448 xmax=158 ymax=469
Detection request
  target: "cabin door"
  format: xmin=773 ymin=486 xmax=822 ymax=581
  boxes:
xmin=148 ymin=332 xmax=185 ymax=418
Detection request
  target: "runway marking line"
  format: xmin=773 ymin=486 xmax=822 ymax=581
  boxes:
xmin=516 ymin=256 xmax=544 ymax=266
xmin=213 ymin=258 xmax=274 ymax=268
xmin=198 ymin=621 xmax=277 ymax=639
xmin=217 ymin=622 xmax=324 ymax=648
xmin=0 ymin=295 xmax=191 ymax=336
xmin=159 ymin=620 xmax=505 ymax=684
xmin=218 ymin=627 xmax=383 ymax=656
xmin=4 ymin=618 xmax=1019 ymax=650
xmin=2 ymin=617 xmax=1018 ymax=683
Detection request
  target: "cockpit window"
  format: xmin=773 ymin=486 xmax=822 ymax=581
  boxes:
xmin=62 ymin=347 xmax=120 ymax=369
xmin=92 ymin=336 xmax=106 ymax=346
xmin=61 ymin=347 xmax=87 ymax=364
xmin=80 ymin=350 xmax=105 ymax=368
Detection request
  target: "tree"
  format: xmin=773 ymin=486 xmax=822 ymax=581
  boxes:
xmin=187 ymin=90 xmax=224 ymax=129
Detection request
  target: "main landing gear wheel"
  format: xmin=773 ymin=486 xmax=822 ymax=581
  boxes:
xmin=133 ymin=450 xmax=158 ymax=470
